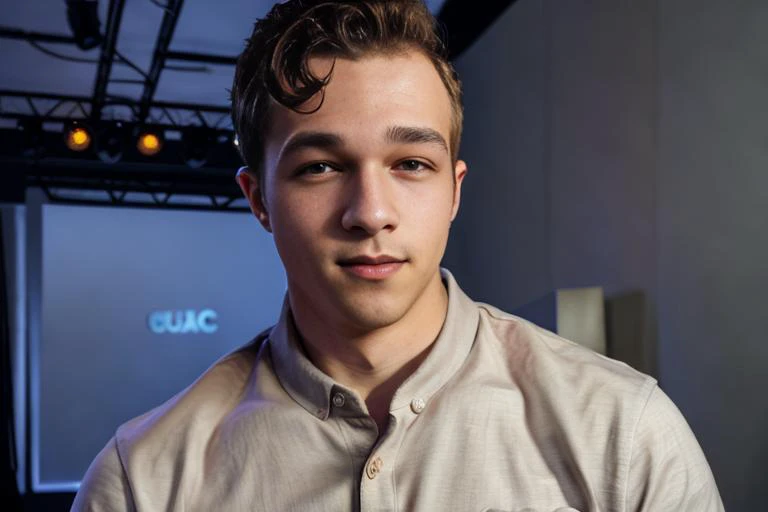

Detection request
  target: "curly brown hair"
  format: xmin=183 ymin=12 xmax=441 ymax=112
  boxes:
xmin=230 ymin=0 xmax=463 ymax=176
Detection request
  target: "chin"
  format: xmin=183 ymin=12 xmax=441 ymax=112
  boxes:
xmin=337 ymin=294 xmax=412 ymax=331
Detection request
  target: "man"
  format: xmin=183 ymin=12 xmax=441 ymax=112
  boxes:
xmin=73 ymin=1 xmax=723 ymax=510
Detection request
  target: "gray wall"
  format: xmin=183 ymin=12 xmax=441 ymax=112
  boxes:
xmin=657 ymin=1 xmax=768 ymax=507
xmin=444 ymin=0 xmax=768 ymax=508
xmin=442 ymin=0 xmax=552 ymax=312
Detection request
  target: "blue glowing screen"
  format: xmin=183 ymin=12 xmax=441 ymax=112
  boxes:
xmin=33 ymin=204 xmax=286 ymax=492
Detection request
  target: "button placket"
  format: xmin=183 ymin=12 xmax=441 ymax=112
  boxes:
xmin=358 ymin=413 xmax=405 ymax=512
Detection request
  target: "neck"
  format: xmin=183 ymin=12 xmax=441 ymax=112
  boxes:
xmin=290 ymin=271 xmax=449 ymax=430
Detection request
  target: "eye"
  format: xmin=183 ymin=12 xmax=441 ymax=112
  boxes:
xmin=395 ymin=159 xmax=430 ymax=172
xmin=299 ymin=162 xmax=337 ymax=176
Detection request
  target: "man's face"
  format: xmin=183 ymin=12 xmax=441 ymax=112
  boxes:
xmin=239 ymin=50 xmax=467 ymax=334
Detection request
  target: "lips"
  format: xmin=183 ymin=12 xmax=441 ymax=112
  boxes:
xmin=337 ymin=255 xmax=407 ymax=280
xmin=338 ymin=255 xmax=405 ymax=266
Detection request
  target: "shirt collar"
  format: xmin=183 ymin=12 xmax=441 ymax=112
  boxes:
xmin=268 ymin=268 xmax=480 ymax=419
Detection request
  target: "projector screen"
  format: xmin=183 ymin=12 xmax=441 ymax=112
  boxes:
xmin=31 ymin=204 xmax=286 ymax=492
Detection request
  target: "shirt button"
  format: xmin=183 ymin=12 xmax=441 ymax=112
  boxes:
xmin=366 ymin=456 xmax=383 ymax=479
xmin=332 ymin=392 xmax=346 ymax=407
xmin=410 ymin=398 xmax=426 ymax=414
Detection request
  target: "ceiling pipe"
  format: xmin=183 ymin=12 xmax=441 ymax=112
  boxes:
xmin=91 ymin=0 xmax=127 ymax=122
xmin=138 ymin=0 xmax=185 ymax=123
xmin=0 ymin=27 xmax=236 ymax=67
xmin=164 ymin=50 xmax=236 ymax=66
xmin=0 ymin=90 xmax=231 ymax=119
xmin=0 ymin=26 xmax=76 ymax=44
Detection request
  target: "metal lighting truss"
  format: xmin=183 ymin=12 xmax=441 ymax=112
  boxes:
xmin=0 ymin=0 xmax=245 ymax=211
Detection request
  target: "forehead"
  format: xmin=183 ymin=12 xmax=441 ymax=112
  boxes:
xmin=264 ymin=50 xmax=453 ymax=156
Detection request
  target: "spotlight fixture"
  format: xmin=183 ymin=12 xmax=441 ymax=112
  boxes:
xmin=136 ymin=128 xmax=164 ymax=157
xmin=96 ymin=122 xmax=127 ymax=163
xmin=65 ymin=122 xmax=93 ymax=152
xmin=182 ymin=127 xmax=215 ymax=168
xmin=66 ymin=0 xmax=103 ymax=50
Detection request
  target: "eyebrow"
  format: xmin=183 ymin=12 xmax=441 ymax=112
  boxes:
xmin=280 ymin=131 xmax=344 ymax=160
xmin=278 ymin=125 xmax=449 ymax=161
xmin=386 ymin=126 xmax=449 ymax=153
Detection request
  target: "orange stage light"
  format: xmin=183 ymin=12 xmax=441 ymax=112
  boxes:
xmin=137 ymin=131 xmax=163 ymax=156
xmin=66 ymin=126 xmax=92 ymax=152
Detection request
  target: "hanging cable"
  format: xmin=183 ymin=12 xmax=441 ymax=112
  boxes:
xmin=26 ymin=42 xmax=209 ymax=76
xmin=27 ymin=40 xmax=98 ymax=64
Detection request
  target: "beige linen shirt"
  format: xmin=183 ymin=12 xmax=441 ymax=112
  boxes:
xmin=72 ymin=271 xmax=723 ymax=512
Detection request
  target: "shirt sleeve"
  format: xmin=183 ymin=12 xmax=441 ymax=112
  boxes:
xmin=71 ymin=437 xmax=136 ymax=512
xmin=626 ymin=385 xmax=724 ymax=511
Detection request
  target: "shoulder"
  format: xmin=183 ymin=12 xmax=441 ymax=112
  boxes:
xmin=72 ymin=330 xmax=269 ymax=511
xmin=472 ymin=301 xmax=657 ymax=427
xmin=71 ymin=437 xmax=135 ymax=512
xmin=476 ymin=301 xmax=654 ymax=385
xmin=626 ymin=386 xmax=724 ymax=509
xmin=115 ymin=333 xmax=268 ymax=451
xmin=72 ymin=332 xmax=270 ymax=510
xmin=456 ymin=300 xmax=724 ymax=508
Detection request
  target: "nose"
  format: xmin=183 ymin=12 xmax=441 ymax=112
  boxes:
xmin=341 ymin=167 xmax=399 ymax=235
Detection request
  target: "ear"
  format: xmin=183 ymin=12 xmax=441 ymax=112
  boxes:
xmin=450 ymin=159 xmax=468 ymax=221
xmin=236 ymin=166 xmax=272 ymax=232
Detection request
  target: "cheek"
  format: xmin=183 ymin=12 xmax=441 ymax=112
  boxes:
xmin=408 ymin=181 xmax=455 ymax=223
xmin=272 ymin=212 xmax=315 ymax=247
xmin=271 ymin=221 xmax=322 ymax=278
xmin=405 ymin=185 xmax=455 ymax=249
xmin=269 ymin=192 xmax=332 ymax=256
